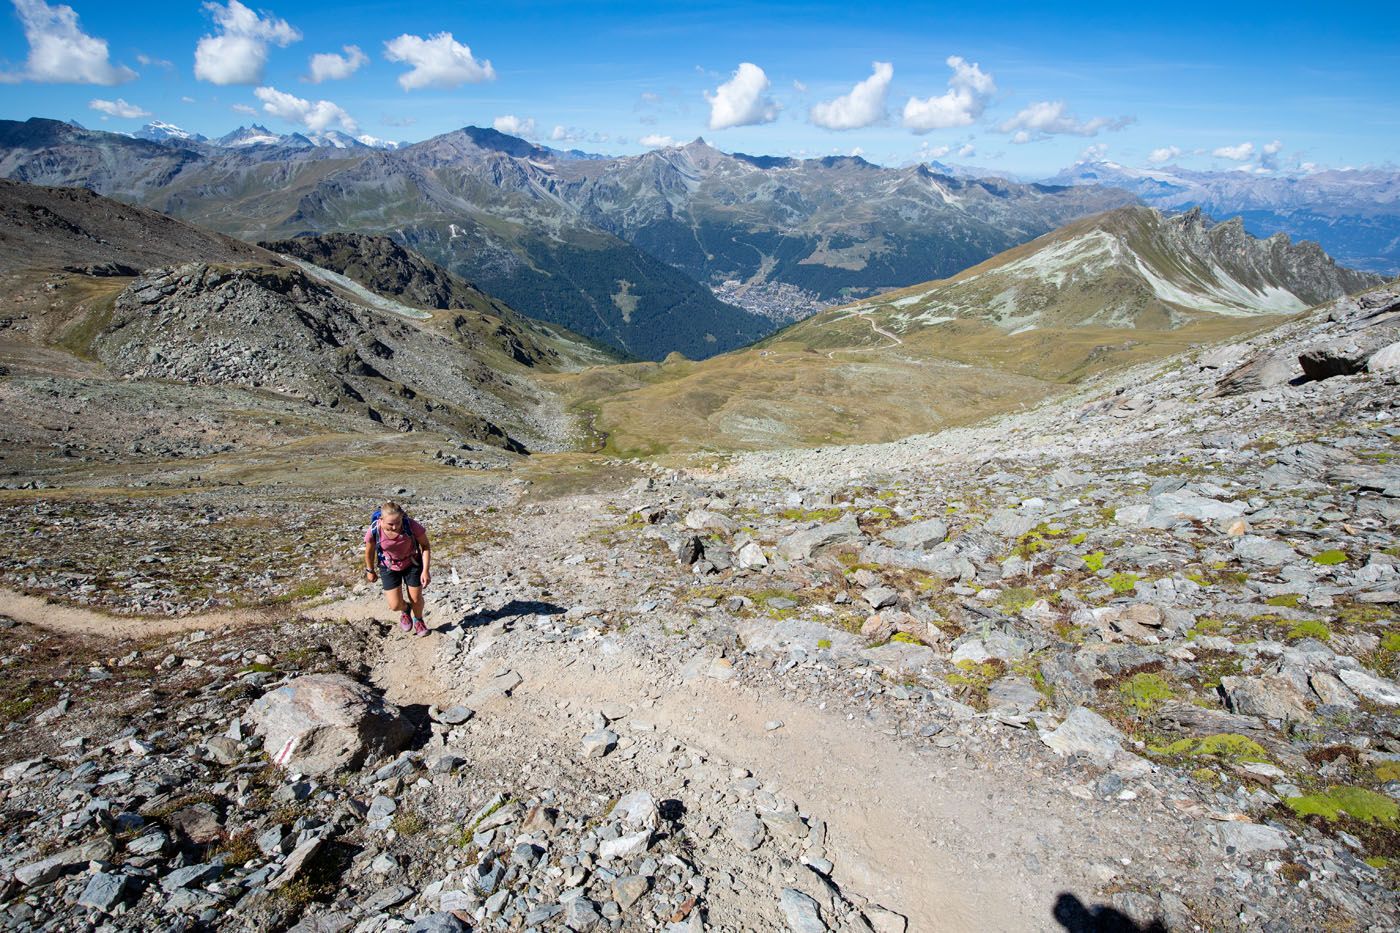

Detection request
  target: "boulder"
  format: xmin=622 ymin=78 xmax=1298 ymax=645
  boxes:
xmin=246 ymin=674 xmax=415 ymax=775
xmin=1220 ymin=674 xmax=1311 ymax=722
xmin=1040 ymin=707 xmax=1149 ymax=775
xmin=1213 ymin=352 xmax=1298 ymax=397
xmin=879 ymin=518 xmax=948 ymax=550
xmin=776 ymin=513 xmax=862 ymax=561
xmin=1337 ymin=668 xmax=1400 ymax=706
xmin=1367 ymin=341 xmax=1400 ymax=372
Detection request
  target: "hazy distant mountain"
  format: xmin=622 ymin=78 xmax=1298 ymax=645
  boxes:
xmin=803 ymin=205 xmax=1382 ymax=338
xmin=213 ymin=124 xmax=290 ymax=148
xmin=1046 ymin=160 xmax=1400 ymax=275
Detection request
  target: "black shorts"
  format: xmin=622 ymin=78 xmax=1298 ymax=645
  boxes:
xmin=379 ymin=564 xmax=422 ymax=591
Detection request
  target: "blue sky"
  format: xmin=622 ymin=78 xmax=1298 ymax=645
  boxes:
xmin=1 ymin=0 xmax=1396 ymax=176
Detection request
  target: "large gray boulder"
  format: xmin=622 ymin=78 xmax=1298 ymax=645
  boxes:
xmin=878 ymin=517 xmax=948 ymax=550
xmin=246 ymin=674 xmax=414 ymax=775
xmin=775 ymin=513 xmax=862 ymax=561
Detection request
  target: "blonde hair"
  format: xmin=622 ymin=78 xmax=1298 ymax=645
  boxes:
xmin=380 ymin=501 xmax=405 ymax=519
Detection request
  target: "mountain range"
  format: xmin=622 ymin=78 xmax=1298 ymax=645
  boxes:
xmin=0 ymin=117 xmax=1132 ymax=361
xmin=1047 ymin=160 xmax=1400 ymax=275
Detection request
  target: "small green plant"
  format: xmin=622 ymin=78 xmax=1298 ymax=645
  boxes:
xmin=1286 ymin=787 xmax=1399 ymax=823
xmin=1311 ymin=550 xmax=1349 ymax=566
xmin=1286 ymin=619 xmax=1332 ymax=642
xmin=816 ymin=638 xmax=832 ymax=650
xmin=1381 ymin=632 xmax=1400 ymax=653
xmin=1106 ymin=572 xmax=1139 ymax=594
xmin=391 ymin=811 xmax=428 ymax=837
xmin=1152 ymin=733 xmax=1270 ymax=764
xmin=1082 ymin=551 xmax=1106 ymax=572
xmin=1069 ymin=532 xmax=1088 ymax=546
xmin=996 ymin=586 xmax=1038 ymax=613
xmin=1119 ymin=672 xmax=1174 ymax=713
xmin=1266 ymin=593 xmax=1302 ymax=609
xmin=890 ymin=631 xmax=921 ymax=645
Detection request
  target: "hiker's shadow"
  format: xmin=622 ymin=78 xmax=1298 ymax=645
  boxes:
xmin=1053 ymin=894 xmax=1168 ymax=933
xmin=455 ymin=599 xmax=567 ymax=630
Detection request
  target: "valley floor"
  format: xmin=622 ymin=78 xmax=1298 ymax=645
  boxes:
xmin=2 ymin=285 xmax=1400 ymax=932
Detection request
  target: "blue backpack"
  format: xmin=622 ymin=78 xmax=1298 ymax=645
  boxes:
xmin=371 ymin=509 xmax=422 ymax=568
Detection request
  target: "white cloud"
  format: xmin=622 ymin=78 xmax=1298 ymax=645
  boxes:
xmin=307 ymin=45 xmax=366 ymax=83
xmin=918 ymin=142 xmax=951 ymax=159
xmin=809 ymin=61 xmax=892 ymax=131
xmin=956 ymin=143 xmax=975 ymax=157
xmin=88 ymin=97 xmax=150 ymax=119
xmin=136 ymin=53 xmax=173 ymax=68
xmin=7 ymin=0 xmax=136 ymax=85
xmin=231 ymin=102 xmax=256 ymax=115
xmin=180 ymin=95 xmax=196 ymax=103
xmin=550 ymin=125 xmax=572 ymax=141
xmin=902 ymin=56 xmax=994 ymax=133
xmin=639 ymin=133 xmax=675 ymax=148
xmin=1212 ymin=141 xmax=1254 ymax=161
xmin=384 ymin=32 xmax=494 ymax=90
xmin=792 ymin=79 xmax=807 ymax=93
xmin=1262 ymin=139 xmax=1283 ymax=155
xmin=253 ymin=85 xmax=356 ymax=133
xmin=491 ymin=114 xmax=535 ymax=137
xmin=999 ymin=100 xmax=1133 ymax=143
xmin=705 ymin=62 xmax=779 ymax=130
xmin=1147 ymin=145 xmax=1181 ymax=165
xmin=1259 ymin=138 xmax=1284 ymax=171
xmin=195 ymin=1 xmax=301 ymax=86
xmin=1079 ymin=143 xmax=1109 ymax=162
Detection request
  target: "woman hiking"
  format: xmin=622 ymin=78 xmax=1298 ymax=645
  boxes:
xmin=363 ymin=501 xmax=432 ymax=636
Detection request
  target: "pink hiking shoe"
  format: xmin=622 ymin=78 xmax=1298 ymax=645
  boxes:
xmin=399 ymin=611 xmax=413 ymax=632
xmin=413 ymin=618 xmax=429 ymax=637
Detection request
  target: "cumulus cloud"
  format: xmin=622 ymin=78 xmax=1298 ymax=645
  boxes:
xmin=999 ymin=100 xmax=1133 ymax=143
xmin=253 ymin=85 xmax=356 ymax=133
xmin=195 ymin=1 xmax=300 ymax=86
xmin=901 ymin=56 xmax=993 ymax=133
xmin=491 ymin=114 xmax=535 ymax=137
xmin=705 ymin=62 xmax=779 ymax=130
xmin=1259 ymin=139 xmax=1284 ymax=170
xmin=1079 ymin=143 xmax=1109 ymax=162
xmin=88 ymin=97 xmax=149 ymax=119
xmin=307 ymin=45 xmax=366 ymax=83
xmin=639 ymin=133 xmax=675 ymax=148
xmin=384 ymin=32 xmax=494 ymax=90
xmin=1212 ymin=141 xmax=1254 ymax=161
xmin=956 ymin=143 xmax=975 ymax=157
xmin=809 ymin=61 xmax=892 ymax=131
xmin=918 ymin=142 xmax=951 ymax=159
xmin=1147 ymin=145 xmax=1181 ymax=165
xmin=6 ymin=0 xmax=136 ymax=85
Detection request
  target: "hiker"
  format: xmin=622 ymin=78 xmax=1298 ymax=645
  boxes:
xmin=363 ymin=501 xmax=432 ymax=636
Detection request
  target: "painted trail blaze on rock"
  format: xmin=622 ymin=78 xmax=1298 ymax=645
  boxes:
xmin=246 ymin=673 xmax=414 ymax=775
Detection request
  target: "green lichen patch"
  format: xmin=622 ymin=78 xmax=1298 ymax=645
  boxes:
xmin=1266 ymin=593 xmax=1302 ymax=609
xmin=1119 ymin=672 xmax=1175 ymax=713
xmin=1106 ymin=572 xmax=1140 ymax=594
xmin=1285 ymin=786 xmax=1400 ymax=824
xmin=996 ymin=586 xmax=1039 ymax=613
xmin=1311 ymin=549 xmax=1350 ymax=566
xmin=1286 ymin=620 xmax=1332 ymax=642
xmin=1152 ymin=733 xmax=1270 ymax=764
xmin=1082 ymin=551 xmax=1106 ymax=572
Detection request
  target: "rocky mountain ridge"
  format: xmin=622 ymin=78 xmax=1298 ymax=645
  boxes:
xmin=810 ymin=205 xmax=1383 ymax=335
xmin=1047 ymin=159 xmax=1400 ymax=275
